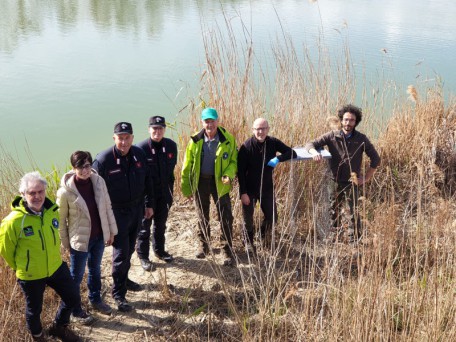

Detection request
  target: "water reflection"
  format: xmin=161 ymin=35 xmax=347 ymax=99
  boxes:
xmin=0 ymin=0 xmax=247 ymax=53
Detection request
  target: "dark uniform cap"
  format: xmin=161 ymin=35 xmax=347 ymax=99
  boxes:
xmin=149 ymin=116 xmax=166 ymax=127
xmin=114 ymin=122 xmax=133 ymax=134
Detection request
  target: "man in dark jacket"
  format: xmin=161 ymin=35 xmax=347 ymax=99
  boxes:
xmin=238 ymin=118 xmax=296 ymax=251
xmin=305 ymin=104 xmax=381 ymax=241
xmin=93 ymin=122 xmax=154 ymax=312
xmin=136 ymin=116 xmax=177 ymax=269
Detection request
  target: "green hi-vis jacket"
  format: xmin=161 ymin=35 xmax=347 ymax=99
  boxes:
xmin=0 ymin=196 xmax=62 ymax=280
xmin=181 ymin=126 xmax=238 ymax=198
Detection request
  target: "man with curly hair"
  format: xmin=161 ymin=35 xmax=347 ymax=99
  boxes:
xmin=305 ymin=104 xmax=381 ymax=241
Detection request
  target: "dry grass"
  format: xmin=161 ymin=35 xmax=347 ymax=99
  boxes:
xmin=2 ymin=14 xmax=456 ymax=342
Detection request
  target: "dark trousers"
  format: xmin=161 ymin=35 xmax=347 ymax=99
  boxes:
xmin=242 ymin=191 xmax=277 ymax=245
xmin=195 ymin=177 xmax=233 ymax=250
xmin=329 ymin=180 xmax=362 ymax=237
xmin=112 ymin=205 xmax=143 ymax=300
xmin=18 ymin=262 xmax=80 ymax=336
xmin=136 ymin=195 xmax=172 ymax=259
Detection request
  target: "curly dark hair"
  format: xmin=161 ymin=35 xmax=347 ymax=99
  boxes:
xmin=70 ymin=151 xmax=93 ymax=169
xmin=337 ymin=104 xmax=362 ymax=127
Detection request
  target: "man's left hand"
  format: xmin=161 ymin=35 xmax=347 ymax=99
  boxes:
xmin=267 ymin=157 xmax=279 ymax=168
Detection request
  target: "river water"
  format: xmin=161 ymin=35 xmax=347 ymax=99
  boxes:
xmin=1 ymin=0 xmax=455 ymax=169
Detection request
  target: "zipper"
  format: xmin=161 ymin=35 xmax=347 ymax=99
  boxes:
xmin=38 ymin=230 xmax=45 ymax=250
xmin=26 ymin=250 xmax=30 ymax=271
xmin=41 ymin=213 xmax=49 ymax=277
xmin=50 ymin=225 xmax=56 ymax=245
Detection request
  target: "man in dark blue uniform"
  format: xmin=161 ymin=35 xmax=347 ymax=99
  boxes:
xmin=93 ymin=122 xmax=154 ymax=312
xmin=136 ymin=116 xmax=177 ymax=270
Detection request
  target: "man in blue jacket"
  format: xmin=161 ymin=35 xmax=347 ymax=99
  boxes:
xmin=0 ymin=171 xmax=81 ymax=341
xmin=136 ymin=116 xmax=177 ymax=269
xmin=93 ymin=122 xmax=155 ymax=312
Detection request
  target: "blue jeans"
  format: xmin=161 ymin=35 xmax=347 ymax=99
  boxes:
xmin=70 ymin=237 xmax=105 ymax=314
xmin=18 ymin=262 xmax=80 ymax=335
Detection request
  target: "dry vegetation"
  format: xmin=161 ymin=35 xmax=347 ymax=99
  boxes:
xmin=1 ymin=17 xmax=456 ymax=342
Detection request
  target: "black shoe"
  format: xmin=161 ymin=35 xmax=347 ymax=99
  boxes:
xmin=31 ymin=331 xmax=47 ymax=342
xmin=140 ymin=258 xmax=153 ymax=271
xmin=70 ymin=310 xmax=95 ymax=325
xmin=126 ymin=278 xmax=142 ymax=292
xmin=155 ymin=251 xmax=174 ymax=263
xmin=48 ymin=323 xmax=80 ymax=342
xmin=115 ymin=298 xmax=133 ymax=312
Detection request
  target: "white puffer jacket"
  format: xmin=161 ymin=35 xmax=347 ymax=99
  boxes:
xmin=57 ymin=170 xmax=118 ymax=252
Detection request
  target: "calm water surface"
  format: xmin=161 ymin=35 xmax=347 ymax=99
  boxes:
xmin=1 ymin=0 xmax=455 ymax=169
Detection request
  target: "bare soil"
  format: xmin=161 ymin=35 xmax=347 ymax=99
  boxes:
xmin=69 ymin=203 xmax=252 ymax=342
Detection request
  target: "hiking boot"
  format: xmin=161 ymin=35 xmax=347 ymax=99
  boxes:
xmin=31 ymin=331 xmax=47 ymax=342
xmin=115 ymin=298 xmax=133 ymax=312
xmin=195 ymin=244 xmax=209 ymax=259
xmin=139 ymin=258 xmax=153 ymax=272
xmin=70 ymin=310 xmax=95 ymax=325
xmin=48 ymin=323 xmax=80 ymax=342
xmin=126 ymin=278 xmax=142 ymax=292
xmin=155 ymin=251 xmax=174 ymax=263
xmin=91 ymin=301 xmax=112 ymax=315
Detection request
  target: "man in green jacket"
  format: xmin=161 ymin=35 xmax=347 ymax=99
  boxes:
xmin=0 ymin=171 xmax=81 ymax=342
xmin=181 ymin=107 xmax=238 ymax=266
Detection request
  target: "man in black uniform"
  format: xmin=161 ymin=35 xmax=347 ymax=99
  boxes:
xmin=136 ymin=116 xmax=177 ymax=270
xmin=93 ymin=122 xmax=154 ymax=312
xmin=237 ymin=118 xmax=296 ymax=252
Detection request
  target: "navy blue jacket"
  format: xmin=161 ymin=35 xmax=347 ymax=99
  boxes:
xmin=136 ymin=137 xmax=177 ymax=201
xmin=93 ymin=145 xmax=154 ymax=209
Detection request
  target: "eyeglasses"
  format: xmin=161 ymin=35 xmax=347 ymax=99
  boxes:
xmin=77 ymin=163 xmax=92 ymax=170
xmin=252 ymin=127 xmax=269 ymax=131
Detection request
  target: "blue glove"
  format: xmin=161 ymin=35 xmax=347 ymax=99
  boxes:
xmin=267 ymin=157 xmax=279 ymax=168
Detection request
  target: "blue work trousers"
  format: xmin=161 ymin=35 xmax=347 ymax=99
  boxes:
xmin=136 ymin=195 xmax=172 ymax=259
xmin=111 ymin=205 xmax=143 ymax=300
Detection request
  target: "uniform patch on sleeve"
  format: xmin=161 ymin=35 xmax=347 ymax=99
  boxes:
xmin=168 ymin=153 xmax=174 ymax=159
xmin=23 ymin=226 xmax=34 ymax=237
xmin=223 ymin=152 xmax=229 ymax=160
xmin=52 ymin=218 xmax=59 ymax=229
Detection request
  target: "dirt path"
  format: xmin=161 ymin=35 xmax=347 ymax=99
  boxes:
xmin=71 ymin=204 xmax=249 ymax=341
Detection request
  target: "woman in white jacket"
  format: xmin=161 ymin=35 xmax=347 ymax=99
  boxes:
xmin=57 ymin=151 xmax=118 ymax=323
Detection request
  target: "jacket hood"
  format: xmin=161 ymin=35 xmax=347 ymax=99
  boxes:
xmin=11 ymin=195 xmax=55 ymax=213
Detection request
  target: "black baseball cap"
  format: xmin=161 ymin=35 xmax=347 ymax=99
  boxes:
xmin=149 ymin=116 xmax=166 ymax=127
xmin=114 ymin=122 xmax=133 ymax=134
